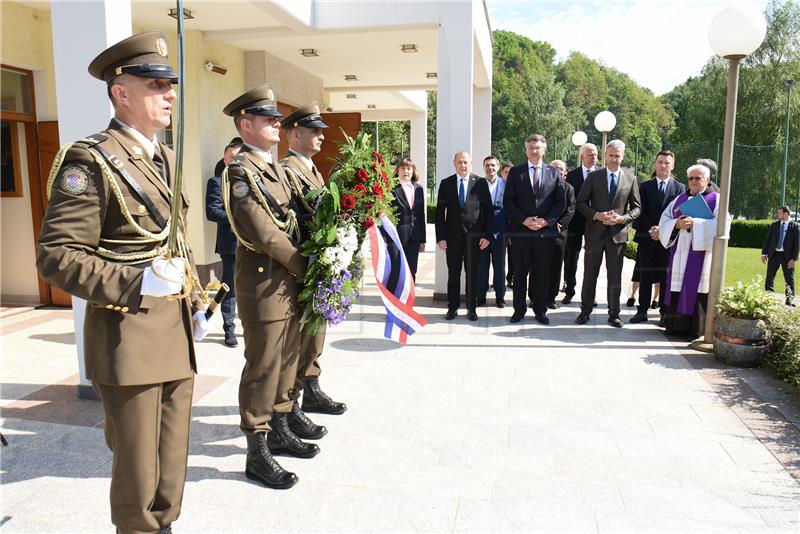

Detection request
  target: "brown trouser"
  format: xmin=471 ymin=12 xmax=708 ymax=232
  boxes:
xmin=295 ymin=324 xmax=325 ymax=391
xmin=95 ymin=376 xmax=194 ymax=534
xmin=239 ymin=317 xmax=301 ymax=434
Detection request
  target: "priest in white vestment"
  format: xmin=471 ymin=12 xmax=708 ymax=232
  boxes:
xmin=658 ymin=164 xmax=729 ymax=339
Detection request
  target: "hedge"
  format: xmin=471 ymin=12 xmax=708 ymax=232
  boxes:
xmin=730 ymin=219 xmax=772 ymax=248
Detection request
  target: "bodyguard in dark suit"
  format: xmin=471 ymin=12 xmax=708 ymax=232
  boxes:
xmin=478 ymin=155 xmax=508 ymax=307
xmin=546 ymin=160 xmax=575 ymax=309
xmin=391 ymin=157 xmax=427 ymax=279
xmin=630 ymin=151 xmax=685 ymax=323
xmin=435 ymin=151 xmax=493 ymax=322
xmin=504 ymin=134 xmax=565 ymax=324
xmin=206 ymin=139 xmax=243 ymax=346
xmin=562 ymin=143 xmax=599 ymax=304
xmin=762 ymin=205 xmax=799 ymax=306
xmin=575 ymin=139 xmax=641 ymax=327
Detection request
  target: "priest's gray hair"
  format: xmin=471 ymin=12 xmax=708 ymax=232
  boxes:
xmin=686 ymin=164 xmax=710 ymax=179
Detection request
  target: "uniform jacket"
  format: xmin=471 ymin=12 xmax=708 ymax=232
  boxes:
xmin=762 ymin=219 xmax=799 ymax=260
xmin=503 ymin=163 xmax=565 ymax=239
xmin=391 ymin=181 xmax=427 ymax=245
xmin=226 ymin=146 xmax=307 ymax=322
xmin=576 ymin=167 xmax=641 ymax=245
xmin=280 ymin=150 xmax=325 ymax=240
xmin=36 ymin=119 xmax=197 ymax=386
xmin=435 ymin=173 xmax=493 ymax=242
xmin=206 ymin=174 xmax=238 ymax=255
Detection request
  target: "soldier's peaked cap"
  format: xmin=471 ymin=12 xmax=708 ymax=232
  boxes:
xmin=88 ymin=31 xmax=178 ymax=84
xmin=223 ymin=85 xmax=284 ymax=118
xmin=281 ymin=103 xmax=328 ymax=130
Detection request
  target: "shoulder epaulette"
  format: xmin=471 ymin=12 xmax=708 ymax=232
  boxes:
xmin=74 ymin=133 xmax=108 ymax=147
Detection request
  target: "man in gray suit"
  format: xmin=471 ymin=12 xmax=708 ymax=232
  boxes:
xmin=575 ymin=139 xmax=641 ymax=327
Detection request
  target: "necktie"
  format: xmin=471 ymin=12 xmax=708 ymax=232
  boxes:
xmin=778 ymin=222 xmax=786 ymax=249
xmin=609 ymin=173 xmax=617 ymax=202
xmin=152 ymin=147 xmax=168 ymax=185
xmin=458 ymin=179 xmax=466 ymax=208
xmin=658 ymin=180 xmax=666 ymax=203
xmin=532 ymin=166 xmax=539 ymax=194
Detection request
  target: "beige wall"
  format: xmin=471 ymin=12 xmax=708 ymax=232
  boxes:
xmin=246 ymin=50 xmax=325 ymax=109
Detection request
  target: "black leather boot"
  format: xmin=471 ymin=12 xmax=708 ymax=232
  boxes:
xmin=287 ymin=402 xmax=327 ymax=440
xmin=301 ymin=377 xmax=347 ymax=415
xmin=267 ymin=413 xmax=320 ymax=458
xmin=245 ymin=433 xmax=298 ymax=489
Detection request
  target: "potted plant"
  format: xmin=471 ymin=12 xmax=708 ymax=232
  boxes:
xmin=714 ymin=278 xmax=779 ymax=367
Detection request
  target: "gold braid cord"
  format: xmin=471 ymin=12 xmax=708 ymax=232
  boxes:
xmin=283 ymin=165 xmax=314 ymax=213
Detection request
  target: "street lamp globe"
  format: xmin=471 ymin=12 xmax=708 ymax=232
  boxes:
xmin=594 ymin=111 xmax=616 ymax=133
xmin=708 ymin=6 xmax=766 ymax=59
xmin=571 ymin=131 xmax=587 ymax=146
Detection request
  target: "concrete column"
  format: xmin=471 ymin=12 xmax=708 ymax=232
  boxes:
xmin=51 ymin=0 xmax=131 ymax=399
xmin=434 ymin=0 xmax=474 ymax=300
xmin=410 ymin=110 xmax=428 ymax=200
xmin=472 ymin=87 xmax=492 ymax=163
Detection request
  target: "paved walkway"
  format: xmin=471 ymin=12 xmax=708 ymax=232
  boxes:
xmin=2 ymin=230 xmax=800 ymax=532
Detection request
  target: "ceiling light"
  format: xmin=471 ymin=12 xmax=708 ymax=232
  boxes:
xmin=168 ymin=7 xmax=194 ymax=19
xmin=346 ymin=94 xmax=357 ymax=99
xmin=426 ymin=72 xmax=437 ymax=79
xmin=367 ymin=104 xmax=376 ymax=109
xmin=401 ymin=44 xmax=418 ymax=53
xmin=300 ymin=49 xmax=318 ymax=57
xmin=344 ymin=74 xmax=358 ymax=81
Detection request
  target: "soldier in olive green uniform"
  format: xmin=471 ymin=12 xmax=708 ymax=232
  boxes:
xmin=221 ymin=86 xmax=319 ymax=491
xmin=280 ymin=103 xmax=347 ymax=426
xmin=36 ymin=32 xmax=207 ymax=534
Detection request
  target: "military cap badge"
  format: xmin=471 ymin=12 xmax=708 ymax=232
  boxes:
xmin=156 ymin=37 xmax=168 ymax=57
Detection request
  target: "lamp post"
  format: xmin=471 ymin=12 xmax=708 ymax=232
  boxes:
xmin=781 ymin=79 xmax=794 ymax=206
xmin=694 ymin=6 xmax=766 ymax=352
xmin=571 ymin=130 xmax=587 ymax=169
xmin=594 ymin=111 xmax=616 ymax=165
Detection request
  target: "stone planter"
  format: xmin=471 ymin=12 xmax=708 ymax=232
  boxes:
xmin=714 ymin=315 xmax=768 ymax=368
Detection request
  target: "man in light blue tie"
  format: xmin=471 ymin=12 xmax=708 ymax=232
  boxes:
xmin=762 ymin=205 xmax=798 ymax=306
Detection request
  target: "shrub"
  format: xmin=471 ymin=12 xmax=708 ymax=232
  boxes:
xmin=764 ymin=306 xmax=800 ymax=391
xmin=625 ymin=240 xmax=638 ymax=260
xmin=716 ymin=277 xmax=780 ymax=320
xmin=426 ymin=202 xmax=436 ymax=225
xmin=730 ymin=219 xmax=772 ymax=248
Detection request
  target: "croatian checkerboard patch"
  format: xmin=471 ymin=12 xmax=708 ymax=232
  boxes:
xmin=231 ymin=181 xmax=250 ymax=199
xmin=60 ymin=166 xmax=89 ymax=195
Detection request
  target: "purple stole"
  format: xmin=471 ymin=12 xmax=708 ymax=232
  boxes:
xmin=664 ymin=190 xmax=718 ymax=315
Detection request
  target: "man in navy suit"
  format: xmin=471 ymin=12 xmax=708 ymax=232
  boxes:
xmin=478 ymin=155 xmax=508 ymax=308
xmin=206 ymin=138 xmax=242 ymax=346
xmin=762 ymin=205 xmax=799 ymax=306
xmin=630 ymin=151 xmax=685 ymax=323
xmin=435 ymin=151 xmax=493 ymax=322
xmin=562 ymin=143 xmax=598 ymax=304
xmin=503 ymin=134 xmax=565 ymax=324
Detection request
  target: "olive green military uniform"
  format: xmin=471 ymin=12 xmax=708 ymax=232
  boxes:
xmin=35 ymin=32 xmax=197 ymax=534
xmin=224 ymin=146 xmax=306 ymax=435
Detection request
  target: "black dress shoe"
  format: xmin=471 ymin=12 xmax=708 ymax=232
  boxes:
xmin=159 ymin=525 xmax=172 ymax=534
xmin=528 ymin=301 xmax=535 ymax=309
xmin=224 ymin=331 xmax=238 ymax=347
xmin=245 ymin=433 xmax=298 ymax=490
xmin=561 ymin=294 xmax=573 ymax=305
xmin=467 ymin=309 xmax=478 ymax=321
xmin=268 ymin=413 xmax=320 ymax=458
xmin=496 ymin=299 xmax=506 ymax=309
xmin=650 ymin=300 xmax=659 ymax=310
xmin=510 ymin=312 xmax=524 ymax=323
xmin=302 ymin=377 xmax=347 ymax=415
xmin=626 ymin=297 xmax=636 ymax=307
xmin=477 ymin=297 xmax=486 ymax=306
xmin=608 ymin=316 xmax=624 ymax=328
xmin=629 ymin=313 xmax=648 ymax=324
xmin=535 ymin=313 xmax=550 ymax=325
xmin=546 ymin=301 xmax=558 ymax=310
xmin=444 ymin=309 xmax=457 ymax=320
xmin=575 ymin=312 xmax=590 ymax=325
xmin=593 ymin=301 xmax=598 ymax=307
xmin=287 ymin=402 xmax=327 ymax=440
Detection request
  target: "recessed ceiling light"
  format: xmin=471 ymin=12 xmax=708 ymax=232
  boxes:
xmin=346 ymin=94 xmax=357 ymax=99
xmin=367 ymin=104 xmax=376 ymax=109
xmin=401 ymin=44 xmax=418 ymax=53
xmin=344 ymin=74 xmax=358 ymax=81
xmin=300 ymin=49 xmax=318 ymax=57
xmin=426 ymin=72 xmax=437 ymax=79
xmin=168 ymin=7 xmax=193 ymax=19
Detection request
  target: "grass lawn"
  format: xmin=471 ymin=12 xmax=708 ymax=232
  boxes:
xmin=726 ymin=247 xmax=786 ymax=294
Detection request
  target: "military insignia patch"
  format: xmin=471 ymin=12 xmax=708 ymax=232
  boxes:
xmin=60 ymin=166 xmax=89 ymax=195
xmin=156 ymin=37 xmax=168 ymax=57
xmin=231 ymin=181 xmax=250 ymax=199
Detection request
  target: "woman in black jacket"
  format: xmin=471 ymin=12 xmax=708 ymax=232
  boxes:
xmin=391 ymin=158 xmax=427 ymax=279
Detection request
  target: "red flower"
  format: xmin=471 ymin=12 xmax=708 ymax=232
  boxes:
xmin=368 ymin=201 xmax=374 ymax=210
xmin=381 ymin=171 xmax=388 ymax=181
xmin=362 ymin=216 xmax=375 ymax=230
xmin=371 ymin=183 xmax=383 ymax=196
xmin=373 ymin=151 xmax=385 ymax=164
xmin=356 ymin=169 xmax=369 ymax=182
xmin=353 ymin=183 xmax=367 ymax=196
xmin=342 ymin=212 xmax=350 ymax=220
xmin=341 ymin=194 xmax=356 ymax=210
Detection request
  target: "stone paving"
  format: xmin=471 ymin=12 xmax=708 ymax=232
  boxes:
xmin=2 ymin=230 xmax=800 ymax=532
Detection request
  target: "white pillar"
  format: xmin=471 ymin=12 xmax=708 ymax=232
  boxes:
xmin=434 ymin=1 xmax=474 ymax=300
xmin=410 ymin=109 xmax=427 ymax=199
xmin=51 ymin=1 xmax=131 ymax=399
xmin=472 ymin=87 xmax=492 ymax=163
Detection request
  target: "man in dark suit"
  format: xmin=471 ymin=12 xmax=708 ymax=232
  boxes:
xmin=562 ymin=143 xmax=599 ymax=304
xmin=575 ymin=139 xmax=641 ymax=327
xmin=762 ymin=205 xmax=799 ymax=306
xmin=630 ymin=150 xmax=685 ymax=323
xmin=504 ymin=134 xmax=565 ymax=324
xmin=546 ymin=160 xmax=575 ymax=310
xmin=206 ymin=139 xmax=242 ymax=346
xmin=435 ymin=151 xmax=493 ymax=322
xmin=478 ymin=155 xmax=508 ymax=308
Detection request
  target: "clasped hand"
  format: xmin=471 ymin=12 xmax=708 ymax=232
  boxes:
xmin=523 ymin=216 xmax=547 ymax=231
xmin=596 ymin=211 xmax=624 ymax=226
xmin=675 ymin=216 xmax=694 ymax=231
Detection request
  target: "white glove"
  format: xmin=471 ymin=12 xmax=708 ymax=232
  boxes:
xmin=192 ymin=310 xmax=209 ymax=342
xmin=141 ymin=257 xmax=186 ymax=297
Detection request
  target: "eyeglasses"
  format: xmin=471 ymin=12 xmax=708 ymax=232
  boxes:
xmin=687 ymin=176 xmax=705 ymax=181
